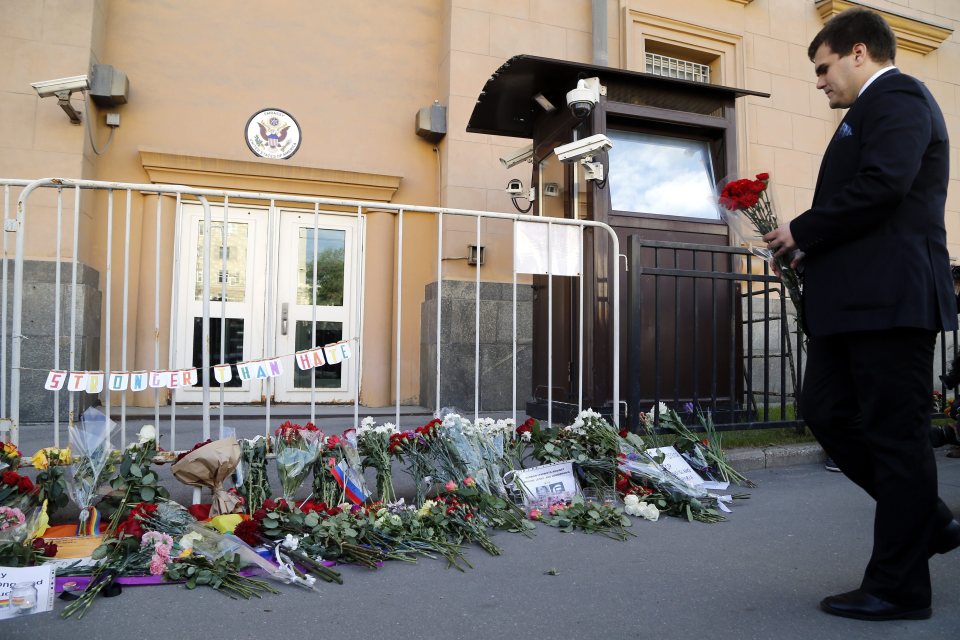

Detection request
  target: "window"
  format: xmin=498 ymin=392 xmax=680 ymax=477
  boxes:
xmin=645 ymin=53 xmax=710 ymax=83
xmin=607 ymin=129 xmax=720 ymax=220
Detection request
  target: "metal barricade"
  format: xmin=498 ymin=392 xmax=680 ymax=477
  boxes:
xmin=1 ymin=177 xmax=622 ymax=450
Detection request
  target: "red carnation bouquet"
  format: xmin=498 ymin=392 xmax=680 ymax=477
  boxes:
xmin=719 ymin=173 xmax=804 ymax=340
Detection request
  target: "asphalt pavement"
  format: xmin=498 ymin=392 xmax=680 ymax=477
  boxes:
xmin=2 ymin=446 xmax=959 ymax=640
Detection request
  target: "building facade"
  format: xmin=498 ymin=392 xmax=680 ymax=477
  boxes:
xmin=0 ymin=0 xmax=957 ymax=420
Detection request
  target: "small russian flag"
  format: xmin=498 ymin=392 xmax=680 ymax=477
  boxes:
xmin=330 ymin=459 xmax=369 ymax=505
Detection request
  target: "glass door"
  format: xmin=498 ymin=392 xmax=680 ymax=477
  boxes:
xmin=174 ymin=204 xmax=266 ymax=402
xmin=272 ymin=209 xmax=358 ymax=402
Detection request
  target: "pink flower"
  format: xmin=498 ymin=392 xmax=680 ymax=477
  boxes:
xmin=528 ymin=508 xmax=542 ymax=520
xmin=444 ymin=480 xmax=457 ymax=492
xmin=149 ymin=554 xmax=168 ymax=576
xmin=463 ymin=476 xmax=476 ymax=487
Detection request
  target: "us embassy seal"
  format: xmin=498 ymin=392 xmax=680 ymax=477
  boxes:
xmin=245 ymin=108 xmax=301 ymax=160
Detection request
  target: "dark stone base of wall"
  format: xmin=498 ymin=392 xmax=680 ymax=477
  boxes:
xmin=4 ymin=260 xmax=101 ymax=423
xmin=419 ymin=280 xmax=533 ymax=412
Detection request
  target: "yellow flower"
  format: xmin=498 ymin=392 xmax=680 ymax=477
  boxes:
xmin=31 ymin=449 xmax=49 ymax=471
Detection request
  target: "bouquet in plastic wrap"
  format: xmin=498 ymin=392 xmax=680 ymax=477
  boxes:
xmin=66 ymin=407 xmax=114 ymax=535
xmin=329 ymin=428 xmax=370 ymax=505
xmin=273 ymin=421 xmax=322 ymax=503
xmin=357 ymin=417 xmax=398 ymax=503
xmin=616 ymin=441 xmax=725 ymax=524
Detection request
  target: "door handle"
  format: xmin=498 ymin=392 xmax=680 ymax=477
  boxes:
xmin=281 ymin=302 xmax=288 ymax=335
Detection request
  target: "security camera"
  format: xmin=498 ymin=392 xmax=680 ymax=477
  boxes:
xmin=500 ymin=144 xmax=534 ymax=169
xmin=31 ymin=75 xmax=90 ymax=124
xmin=554 ymin=134 xmax=612 ymax=163
xmin=505 ymin=178 xmax=525 ymax=196
xmin=566 ymin=77 xmax=601 ymax=119
xmin=30 ymin=75 xmax=90 ymax=98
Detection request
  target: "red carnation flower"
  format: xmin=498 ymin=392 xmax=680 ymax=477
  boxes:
xmin=16 ymin=476 xmax=34 ymax=493
xmin=756 ymin=172 xmax=769 ymax=181
xmin=233 ymin=519 xmax=263 ymax=547
xmin=2 ymin=471 xmax=18 ymax=486
xmin=252 ymin=508 xmax=268 ymax=521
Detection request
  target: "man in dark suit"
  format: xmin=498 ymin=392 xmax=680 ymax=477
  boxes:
xmin=763 ymin=8 xmax=960 ymax=621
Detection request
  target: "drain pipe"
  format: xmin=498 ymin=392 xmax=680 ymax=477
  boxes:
xmin=592 ymin=0 xmax=608 ymax=66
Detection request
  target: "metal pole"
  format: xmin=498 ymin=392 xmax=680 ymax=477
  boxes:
xmin=395 ymin=209 xmax=404 ymax=428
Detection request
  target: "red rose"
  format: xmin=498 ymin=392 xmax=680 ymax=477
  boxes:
xmin=326 ymin=507 xmax=341 ymax=516
xmin=275 ymin=499 xmax=289 ymax=511
xmin=252 ymin=508 xmax=267 ymax=521
xmin=2 ymin=471 xmax=18 ymax=486
xmin=263 ymin=499 xmax=277 ymax=510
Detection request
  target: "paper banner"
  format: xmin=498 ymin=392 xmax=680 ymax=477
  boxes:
xmin=129 ymin=371 xmax=149 ymax=392
xmin=324 ymin=344 xmax=344 ymax=365
xmin=213 ymin=364 xmax=232 ymax=384
xmin=44 ymin=340 xmax=349 ymax=393
xmin=108 ymin=372 xmax=130 ymax=391
xmin=86 ymin=372 xmax=104 ymax=394
xmin=514 ymin=220 xmax=581 ymax=276
xmin=295 ymin=347 xmax=326 ymax=370
xmin=45 ymin=370 xmax=67 ymax=391
xmin=67 ymin=372 xmax=87 ymax=392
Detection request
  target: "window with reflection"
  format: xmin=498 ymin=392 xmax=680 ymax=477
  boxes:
xmin=607 ymin=130 xmax=720 ymax=220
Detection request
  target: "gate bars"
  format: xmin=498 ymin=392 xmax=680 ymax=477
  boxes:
xmin=2 ymin=178 xmax=622 ymax=449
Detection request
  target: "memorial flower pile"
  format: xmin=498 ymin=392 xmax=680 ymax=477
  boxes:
xmin=3 ymin=403 xmax=762 ymax=620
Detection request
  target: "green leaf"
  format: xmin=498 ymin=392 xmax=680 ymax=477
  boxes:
xmin=303 ymin=513 xmax=319 ymax=528
xmin=263 ymin=518 xmax=279 ymax=530
xmin=588 ymin=509 xmax=600 ymax=520
xmin=141 ymin=471 xmax=156 ymax=485
xmin=140 ymin=486 xmax=156 ymax=502
xmin=129 ymin=464 xmax=143 ymax=478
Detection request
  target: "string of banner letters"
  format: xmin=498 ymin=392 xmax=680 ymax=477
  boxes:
xmin=42 ymin=339 xmax=354 ymax=394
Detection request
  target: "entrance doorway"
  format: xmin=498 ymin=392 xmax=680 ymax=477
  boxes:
xmin=174 ymin=203 xmax=359 ymax=403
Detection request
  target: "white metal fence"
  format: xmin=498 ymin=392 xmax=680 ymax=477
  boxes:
xmin=1 ymin=178 xmax=622 ymax=450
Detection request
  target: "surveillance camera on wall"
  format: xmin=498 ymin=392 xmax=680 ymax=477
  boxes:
xmin=505 ymin=178 xmax=525 ymax=196
xmin=566 ymin=77 xmax=601 ymax=119
xmin=30 ymin=75 xmax=90 ymax=98
xmin=500 ymin=144 xmax=534 ymax=169
xmin=554 ymin=134 xmax=612 ymax=163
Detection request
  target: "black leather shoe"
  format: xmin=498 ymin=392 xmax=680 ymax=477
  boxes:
xmin=820 ymin=590 xmax=931 ymax=621
xmin=931 ymin=519 xmax=960 ymax=556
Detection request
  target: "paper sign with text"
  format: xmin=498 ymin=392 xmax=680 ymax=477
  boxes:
xmin=0 ymin=565 xmax=55 ymax=619
xmin=505 ymin=460 xmax=580 ymax=504
xmin=645 ymin=446 xmax=705 ymax=488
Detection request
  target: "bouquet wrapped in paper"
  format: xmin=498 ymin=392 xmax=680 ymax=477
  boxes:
xmin=272 ymin=421 xmax=322 ymax=503
xmin=66 ymin=407 xmax=114 ymax=535
xmin=171 ymin=437 xmax=242 ymax=516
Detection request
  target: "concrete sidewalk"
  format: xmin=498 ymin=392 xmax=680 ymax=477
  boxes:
xmin=3 ymin=450 xmax=958 ymax=639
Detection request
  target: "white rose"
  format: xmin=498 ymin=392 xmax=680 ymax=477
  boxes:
xmin=136 ymin=424 xmax=157 ymax=445
xmin=639 ymin=502 xmax=660 ymax=522
xmin=623 ymin=494 xmax=640 ymax=507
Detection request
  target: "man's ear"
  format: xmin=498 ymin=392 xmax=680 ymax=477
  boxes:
xmin=851 ymin=42 xmax=868 ymax=66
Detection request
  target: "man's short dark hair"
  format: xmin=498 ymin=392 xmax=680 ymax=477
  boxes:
xmin=808 ymin=8 xmax=897 ymax=62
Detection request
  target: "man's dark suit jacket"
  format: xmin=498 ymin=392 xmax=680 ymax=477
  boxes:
xmin=790 ymin=68 xmax=957 ymax=337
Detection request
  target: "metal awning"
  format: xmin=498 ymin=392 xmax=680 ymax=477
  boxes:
xmin=466 ymin=55 xmax=769 ymax=139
